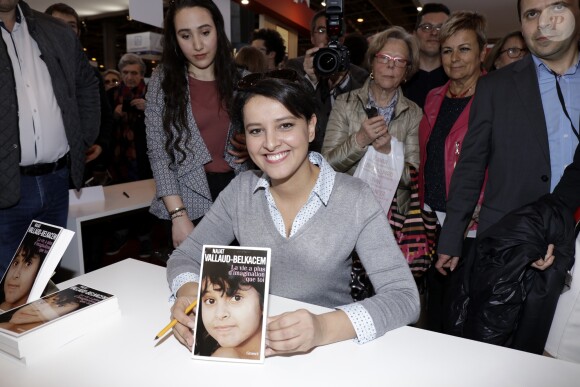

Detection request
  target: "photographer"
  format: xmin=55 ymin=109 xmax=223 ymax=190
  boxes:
xmin=285 ymin=7 xmax=368 ymax=153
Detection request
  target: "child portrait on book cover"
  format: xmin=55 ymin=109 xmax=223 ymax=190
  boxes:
xmin=0 ymin=291 xmax=80 ymax=334
xmin=0 ymin=243 xmax=43 ymax=313
xmin=195 ymin=260 xmax=265 ymax=360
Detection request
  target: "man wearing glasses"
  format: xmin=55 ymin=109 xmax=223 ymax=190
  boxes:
xmin=285 ymin=9 xmax=368 ymax=153
xmin=403 ymin=3 xmax=450 ymax=108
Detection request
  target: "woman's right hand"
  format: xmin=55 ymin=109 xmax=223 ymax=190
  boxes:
xmin=170 ymin=295 xmax=197 ymax=349
xmin=171 ymin=216 xmax=194 ymax=248
xmin=355 ymin=116 xmax=388 ymax=148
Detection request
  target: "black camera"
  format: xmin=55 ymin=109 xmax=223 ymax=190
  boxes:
xmin=313 ymin=0 xmax=350 ymax=77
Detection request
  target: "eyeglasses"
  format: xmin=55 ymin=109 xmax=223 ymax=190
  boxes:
xmin=313 ymin=26 xmax=326 ymax=34
xmin=237 ymin=69 xmax=299 ymax=90
xmin=417 ymin=23 xmax=443 ymax=33
xmin=374 ymin=53 xmax=409 ymax=68
xmin=499 ymin=47 xmax=527 ymax=59
xmin=104 ymin=79 xmax=119 ymax=85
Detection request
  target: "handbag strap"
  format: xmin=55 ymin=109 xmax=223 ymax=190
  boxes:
xmin=407 ymin=166 xmax=421 ymax=213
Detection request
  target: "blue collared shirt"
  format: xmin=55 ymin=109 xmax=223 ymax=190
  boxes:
xmin=533 ymin=55 xmax=580 ymax=191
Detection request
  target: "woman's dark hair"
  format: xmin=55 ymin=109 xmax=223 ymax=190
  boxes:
xmin=235 ymin=46 xmax=268 ymax=73
xmin=233 ymin=77 xmax=317 ymax=134
xmin=194 ymin=260 xmax=266 ymax=356
xmin=161 ymin=0 xmax=240 ymax=165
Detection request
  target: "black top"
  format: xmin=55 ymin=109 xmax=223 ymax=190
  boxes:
xmin=424 ymin=96 xmax=470 ymax=212
xmin=403 ymin=66 xmax=448 ymax=109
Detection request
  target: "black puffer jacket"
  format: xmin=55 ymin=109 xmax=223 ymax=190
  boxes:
xmin=446 ymin=194 xmax=575 ymax=354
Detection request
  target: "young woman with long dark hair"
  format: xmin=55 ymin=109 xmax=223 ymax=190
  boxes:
xmin=146 ymin=0 xmax=248 ymax=248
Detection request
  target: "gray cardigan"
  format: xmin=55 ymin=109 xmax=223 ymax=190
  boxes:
xmin=167 ymin=169 xmax=420 ymax=339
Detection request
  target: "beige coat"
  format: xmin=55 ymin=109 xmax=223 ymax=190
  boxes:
xmin=322 ymin=78 xmax=422 ymax=214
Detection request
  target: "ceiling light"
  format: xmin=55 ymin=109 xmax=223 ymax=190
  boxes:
xmin=241 ymin=0 xmax=249 ymax=4
xmin=357 ymin=18 xmax=364 ymax=23
xmin=417 ymin=6 xmax=423 ymax=11
xmin=321 ymin=2 xmax=326 ymax=6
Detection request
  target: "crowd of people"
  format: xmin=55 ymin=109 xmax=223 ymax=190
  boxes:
xmin=0 ymin=0 xmax=578 ymax=362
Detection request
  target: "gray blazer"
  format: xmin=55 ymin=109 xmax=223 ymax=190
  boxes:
xmin=145 ymin=67 xmax=247 ymax=220
xmin=438 ymin=55 xmax=554 ymax=257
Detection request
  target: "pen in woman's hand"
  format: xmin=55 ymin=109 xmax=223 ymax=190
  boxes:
xmin=154 ymin=299 xmax=197 ymax=340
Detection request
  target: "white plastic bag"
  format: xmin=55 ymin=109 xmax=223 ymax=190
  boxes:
xmin=353 ymin=137 xmax=405 ymax=216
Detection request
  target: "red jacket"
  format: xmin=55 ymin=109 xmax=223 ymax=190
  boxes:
xmin=418 ymin=81 xmax=486 ymax=219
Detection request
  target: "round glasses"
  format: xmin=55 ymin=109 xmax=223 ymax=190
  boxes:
xmin=374 ymin=53 xmax=409 ymax=68
xmin=417 ymin=23 xmax=443 ymax=33
xmin=500 ymin=47 xmax=527 ymax=59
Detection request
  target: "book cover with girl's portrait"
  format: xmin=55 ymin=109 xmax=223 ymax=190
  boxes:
xmin=193 ymin=245 xmax=271 ymax=364
xmin=0 ymin=220 xmax=74 ymax=314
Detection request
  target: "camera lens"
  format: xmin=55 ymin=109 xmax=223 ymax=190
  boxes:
xmin=314 ymin=48 xmax=339 ymax=75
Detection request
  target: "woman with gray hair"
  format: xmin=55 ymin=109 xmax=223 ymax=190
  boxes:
xmin=322 ymin=26 xmax=422 ymax=214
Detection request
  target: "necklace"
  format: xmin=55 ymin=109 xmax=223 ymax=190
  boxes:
xmin=448 ymin=83 xmax=475 ymax=98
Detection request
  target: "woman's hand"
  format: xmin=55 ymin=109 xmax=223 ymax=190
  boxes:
xmin=170 ymin=294 xmax=197 ymax=349
xmin=265 ymin=309 xmax=323 ymax=356
xmin=372 ymin=132 xmax=392 ymax=154
xmin=265 ymin=309 xmax=355 ymax=357
xmin=355 ymin=116 xmax=388 ymax=148
xmin=171 ymin=216 xmax=194 ymax=248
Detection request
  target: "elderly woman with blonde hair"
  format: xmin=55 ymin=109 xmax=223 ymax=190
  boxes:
xmin=322 ymin=26 xmax=422 ymax=213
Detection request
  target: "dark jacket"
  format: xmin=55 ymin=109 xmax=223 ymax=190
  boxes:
xmin=553 ymin=143 xmax=580 ymax=211
xmin=285 ymin=56 xmax=368 ymax=152
xmin=0 ymin=0 xmax=100 ymax=208
xmin=446 ymin=194 xmax=576 ymax=354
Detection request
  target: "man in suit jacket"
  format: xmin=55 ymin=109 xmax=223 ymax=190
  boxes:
xmin=437 ymin=0 xmax=580 ymax=273
xmin=285 ymin=9 xmax=368 ymax=152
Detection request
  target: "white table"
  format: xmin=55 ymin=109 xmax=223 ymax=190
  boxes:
xmin=2 ymin=259 xmax=579 ymax=387
xmin=61 ymin=179 xmax=155 ymax=277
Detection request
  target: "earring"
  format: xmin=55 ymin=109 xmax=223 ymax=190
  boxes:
xmin=370 ymin=72 xmax=374 ymax=80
